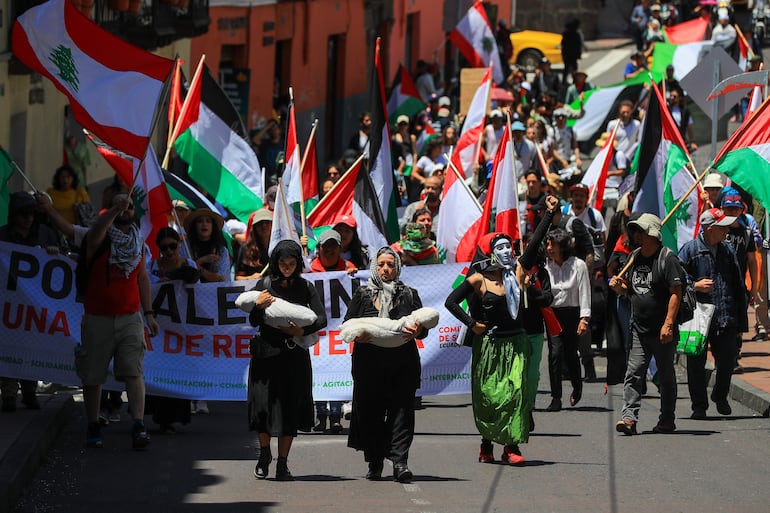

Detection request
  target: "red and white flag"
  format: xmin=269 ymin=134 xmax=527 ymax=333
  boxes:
xmin=745 ymin=85 xmax=763 ymax=121
xmin=450 ymin=67 xmax=492 ymax=178
xmin=449 ymin=0 xmax=505 ymax=84
xmin=580 ymin=123 xmax=618 ymax=212
xmin=456 ymin=120 xmax=520 ymax=261
xmin=13 ymin=0 xmax=174 ymax=159
xmin=88 ymin=136 xmax=173 ymax=258
xmin=282 ymin=101 xmax=303 ymax=206
xmin=436 ymin=163 xmax=483 ymax=263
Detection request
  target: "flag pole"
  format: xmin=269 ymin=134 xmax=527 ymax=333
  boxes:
xmin=298 ymin=119 xmax=319 ymax=239
xmin=162 ymin=54 xmax=206 ymax=170
xmin=165 ymin=57 xmax=183 ymax=154
xmin=444 ymin=151 xmax=483 ymax=213
xmin=618 ymin=165 xmax=711 ymax=278
xmin=735 ymin=24 xmax=755 ymax=60
xmin=0 ymin=147 xmax=38 ymax=193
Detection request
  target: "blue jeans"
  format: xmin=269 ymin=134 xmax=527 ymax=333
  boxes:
xmin=622 ymin=329 xmax=677 ymax=424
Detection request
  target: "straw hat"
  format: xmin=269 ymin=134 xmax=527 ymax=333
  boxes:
xmin=183 ymin=208 xmax=224 ymax=234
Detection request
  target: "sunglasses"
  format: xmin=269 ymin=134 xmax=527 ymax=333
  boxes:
xmin=159 ymin=242 xmax=178 ymax=252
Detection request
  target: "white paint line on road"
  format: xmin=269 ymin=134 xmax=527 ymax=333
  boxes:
xmin=411 ymin=498 xmax=431 ymax=505
xmin=403 ymin=483 xmax=421 ymax=493
xmin=585 ymin=48 xmax=631 ymax=82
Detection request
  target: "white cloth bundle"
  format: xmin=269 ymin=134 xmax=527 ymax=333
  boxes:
xmin=235 ymin=291 xmax=319 ymax=348
xmin=339 ymin=307 xmax=440 ymax=348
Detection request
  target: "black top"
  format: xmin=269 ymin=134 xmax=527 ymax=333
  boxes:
xmin=628 ymin=247 xmax=682 ymax=334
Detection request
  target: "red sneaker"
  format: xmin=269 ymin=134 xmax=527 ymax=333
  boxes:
xmin=478 ymin=445 xmax=495 ymax=463
xmin=501 ymin=445 xmax=525 ymax=466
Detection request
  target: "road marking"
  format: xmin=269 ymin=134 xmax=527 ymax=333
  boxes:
xmin=403 ymin=483 xmax=421 ymax=492
xmin=411 ymin=498 xmax=431 ymax=505
xmin=585 ymin=48 xmax=630 ymax=81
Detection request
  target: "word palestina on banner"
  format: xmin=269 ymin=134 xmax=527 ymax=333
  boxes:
xmin=0 ymin=241 xmax=473 ymax=401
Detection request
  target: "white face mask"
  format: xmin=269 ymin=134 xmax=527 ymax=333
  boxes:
xmin=492 ymin=239 xmax=513 ymax=268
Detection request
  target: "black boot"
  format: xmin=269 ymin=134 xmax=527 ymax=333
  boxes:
xmin=275 ymin=456 xmax=294 ymax=481
xmin=329 ymin=416 xmax=342 ymax=434
xmin=366 ymin=459 xmax=383 ymax=480
xmin=254 ymin=445 xmax=271 ymax=480
xmin=312 ymin=415 xmax=327 ymax=432
xmin=393 ymin=462 xmax=413 ymax=483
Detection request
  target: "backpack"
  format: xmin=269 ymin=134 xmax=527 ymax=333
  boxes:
xmin=632 ymin=245 xmax=695 ymax=324
xmin=75 ymin=234 xmax=110 ymax=300
xmin=562 ymin=205 xmax=605 ymax=266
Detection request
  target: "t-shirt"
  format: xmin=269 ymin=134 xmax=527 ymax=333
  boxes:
xmin=725 ymin=221 xmax=756 ymax=279
xmin=628 ymin=247 xmax=682 ymax=334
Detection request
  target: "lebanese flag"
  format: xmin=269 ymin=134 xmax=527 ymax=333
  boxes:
xmin=282 ymin=101 xmax=303 ymax=206
xmin=738 ymin=33 xmax=750 ymax=72
xmin=88 ymin=137 xmax=173 ymax=258
xmin=450 ymin=67 xmax=492 ymax=179
xmin=436 ymin=163 xmax=483 ymax=263
xmin=387 ymin=64 xmax=426 ymax=126
xmin=449 ymin=0 xmax=504 ymax=84
xmin=746 ymin=86 xmax=763 ymax=121
xmin=456 ymin=121 xmax=519 ymax=261
xmin=269 ymin=177 xmax=302 ymax=254
xmin=581 ymin=122 xmax=618 ymax=212
xmin=663 ymin=16 xmax=708 ymax=44
xmin=713 ymin=92 xmax=770 ymax=214
xmin=13 ymin=0 xmax=174 ymax=159
xmin=307 ymin=157 xmax=389 ymax=260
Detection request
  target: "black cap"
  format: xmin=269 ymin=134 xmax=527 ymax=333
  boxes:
xmin=9 ymin=191 xmax=36 ymax=211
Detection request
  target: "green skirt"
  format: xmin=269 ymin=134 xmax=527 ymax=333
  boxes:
xmin=471 ymin=332 xmax=531 ymax=445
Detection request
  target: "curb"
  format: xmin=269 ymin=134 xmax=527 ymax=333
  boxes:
xmin=0 ymin=391 xmax=77 ymax=513
xmin=584 ymin=38 xmax=635 ymax=52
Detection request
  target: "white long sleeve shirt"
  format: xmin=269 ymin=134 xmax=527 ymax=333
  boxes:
xmin=546 ymin=255 xmax=591 ymax=318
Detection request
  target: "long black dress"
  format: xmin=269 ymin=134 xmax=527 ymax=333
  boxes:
xmin=345 ymin=283 xmax=428 ymax=465
xmin=246 ymin=242 xmax=327 ymax=436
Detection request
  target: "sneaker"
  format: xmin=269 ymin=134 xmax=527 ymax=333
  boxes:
xmin=195 ymin=401 xmax=209 ymax=414
xmin=501 ymin=445 xmax=526 ymax=466
xmin=98 ymin=409 xmax=110 ymax=426
xmin=479 ymin=442 xmax=495 ymax=463
xmin=85 ymin=423 xmax=103 ymax=448
xmin=615 ymin=418 xmax=637 ymax=436
xmin=342 ymin=402 xmax=352 ymax=420
xmin=254 ymin=446 xmax=272 ymax=480
xmin=131 ymin=422 xmax=151 ymax=450
xmin=751 ymin=332 xmax=769 ymax=341
xmin=108 ymin=410 xmax=121 ymax=423
xmin=275 ymin=457 xmax=294 ymax=482
xmin=652 ymin=421 xmax=677 ymax=434
xmin=312 ymin=416 xmax=327 ymax=432
xmin=329 ymin=417 xmax=342 ymax=434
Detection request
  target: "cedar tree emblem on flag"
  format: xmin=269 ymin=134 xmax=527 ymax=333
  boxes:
xmin=49 ymin=44 xmax=78 ymax=91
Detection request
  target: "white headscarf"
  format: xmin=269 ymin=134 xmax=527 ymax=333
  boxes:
xmin=366 ymin=246 xmax=402 ymax=318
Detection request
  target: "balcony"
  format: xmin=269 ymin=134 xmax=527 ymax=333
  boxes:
xmin=93 ymin=0 xmax=210 ymax=50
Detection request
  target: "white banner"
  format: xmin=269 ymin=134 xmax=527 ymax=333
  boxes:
xmin=0 ymin=242 xmax=473 ymax=401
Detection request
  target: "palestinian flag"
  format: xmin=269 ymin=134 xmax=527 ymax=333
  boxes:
xmin=369 ymin=38 xmax=400 ymax=243
xmin=301 ymin=122 xmax=320 ymax=214
xmin=12 ymin=0 xmax=174 ymax=159
xmin=572 ymin=41 xmax=709 ymax=146
xmin=0 ymin=148 xmax=14 ymax=227
xmin=663 ymin=16 xmax=708 ymax=44
xmin=307 ymin=156 xmax=389 ymax=260
xmin=387 ymin=64 xmax=426 ymax=127
xmin=172 ymin=66 xmax=263 ymax=224
xmin=712 ymin=93 xmax=770 ymax=211
xmin=632 ymin=81 xmax=700 ymax=252
xmin=163 ymin=170 xmax=218 ymax=212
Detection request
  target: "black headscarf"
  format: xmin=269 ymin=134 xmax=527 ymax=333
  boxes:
xmin=268 ymin=240 xmax=303 ymax=282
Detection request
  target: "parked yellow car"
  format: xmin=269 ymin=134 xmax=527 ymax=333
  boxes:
xmin=510 ymin=28 xmax=563 ymax=71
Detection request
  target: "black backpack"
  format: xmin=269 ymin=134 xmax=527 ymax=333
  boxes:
xmin=75 ymin=234 xmax=110 ymax=300
xmin=632 ymin=245 xmax=695 ymax=324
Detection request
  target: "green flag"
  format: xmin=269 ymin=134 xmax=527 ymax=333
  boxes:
xmin=0 ymin=148 xmax=15 ymax=227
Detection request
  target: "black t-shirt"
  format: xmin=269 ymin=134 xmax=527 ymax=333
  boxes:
xmin=725 ymin=222 xmax=755 ymax=279
xmin=629 ymin=247 xmax=682 ymax=334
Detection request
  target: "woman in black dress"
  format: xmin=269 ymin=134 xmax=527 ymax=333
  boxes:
xmin=345 ymin=246 xmax=428 ymax=483
xmin=247 ymin=240 xmax=327 ymax=481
